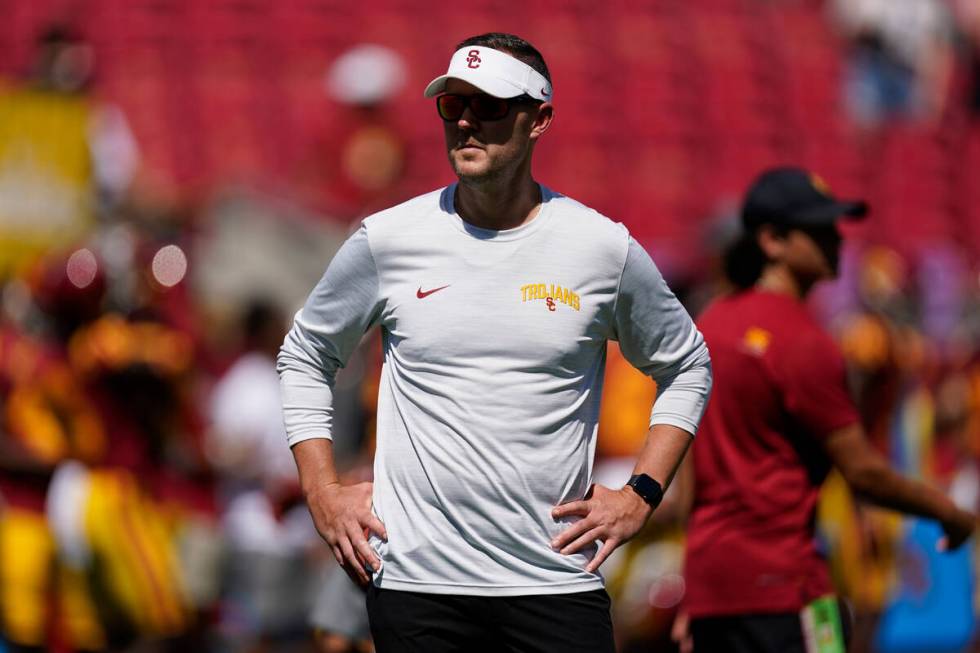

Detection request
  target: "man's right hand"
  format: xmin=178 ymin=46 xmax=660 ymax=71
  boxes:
xmin=305 ymin=480 xmax=387 ymax=585
xmin=939 ymin=506 xmax=976 ymax=552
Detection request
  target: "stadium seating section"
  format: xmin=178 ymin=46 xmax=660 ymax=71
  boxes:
xmin=3 ymin=0 xmax=978 ymax=269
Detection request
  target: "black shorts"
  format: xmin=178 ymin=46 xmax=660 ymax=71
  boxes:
xmin=690 ymin=613 xmax=807 ymax=653
xmin=365 ymin=584 xmax=615 ymax=653
xmin=692 ymin=610 xmax=855 ymax=653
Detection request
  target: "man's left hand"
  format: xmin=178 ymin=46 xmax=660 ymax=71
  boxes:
xmin=550 ymin=484 xmax=653 ymax=573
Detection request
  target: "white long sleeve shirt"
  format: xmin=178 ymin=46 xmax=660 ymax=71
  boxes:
xmin=279 ymin=184 xmax=711 ymax=596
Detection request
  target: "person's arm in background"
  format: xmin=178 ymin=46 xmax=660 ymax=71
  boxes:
xmin=552 ymin=237 xmax=712 ymax=572
xmin=278 ymin=226 xmax=386 ymax=585
xmin=825 ymin=423 xmax=974 ymax=549
xmin=783 ymin=328 xmax=976 ymax=550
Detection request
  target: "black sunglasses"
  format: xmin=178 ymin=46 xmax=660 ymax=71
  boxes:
xmin=436 ymin=93 xmax=541 ymax=122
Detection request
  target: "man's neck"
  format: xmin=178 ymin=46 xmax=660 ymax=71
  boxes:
xmin=454 ymin=175 xmax=542 ymax=231
xmin=755 ymin=264 xmax=810 ymax=300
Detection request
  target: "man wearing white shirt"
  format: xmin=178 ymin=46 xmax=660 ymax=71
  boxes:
xmin=278 ymin=32 xmax=712 ymax=652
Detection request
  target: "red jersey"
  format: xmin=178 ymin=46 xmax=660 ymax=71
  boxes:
xmin=683 ymin=289 xmax=859 ymax=617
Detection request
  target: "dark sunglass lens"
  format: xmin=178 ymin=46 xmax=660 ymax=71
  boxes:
xmin=471 ymin=95 xmax=509 ymax=120
xmin=437 ymin=95 xmax=465 ymax=121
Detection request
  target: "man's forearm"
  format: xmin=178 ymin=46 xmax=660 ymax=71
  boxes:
xmin=292 ymin=438 xmax=341 ymax=496
xmin=631 ymin=423 xmax=694 ymax=491
xmin=292 ymin=436 xmax=385 ymax=582
xmin=827 ymin=423 xmax=964 ymax=525
xmin=852 ymin=461 xmax=959 ymax=524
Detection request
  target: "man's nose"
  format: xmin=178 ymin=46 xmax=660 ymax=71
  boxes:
xmin=457 ymin=106 xmax=480 ymax=130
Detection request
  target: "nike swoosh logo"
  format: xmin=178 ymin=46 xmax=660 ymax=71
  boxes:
xmin=417 ymin=285 xmax=450 ymax=299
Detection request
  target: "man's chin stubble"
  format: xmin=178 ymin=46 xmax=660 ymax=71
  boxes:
xmin=451 ymin=158 xmax=496 ymax=187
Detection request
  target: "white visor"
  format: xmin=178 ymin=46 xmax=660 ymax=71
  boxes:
xmin=423 ymin=46 xmax=552 ymax=101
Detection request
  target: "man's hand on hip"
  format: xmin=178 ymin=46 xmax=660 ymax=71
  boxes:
xmin=550 ymin=484 xmax=653 ymax=573
xmin=306 ymin=480 xmax=387 ymax=586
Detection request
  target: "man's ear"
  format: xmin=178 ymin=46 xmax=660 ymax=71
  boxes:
xmin=529 ymin=103 xmax=554 ymax=140
xmin=756 ymin=224 xmax=786 ymax=261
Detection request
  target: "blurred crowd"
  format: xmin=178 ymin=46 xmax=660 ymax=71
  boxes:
xmin=2 ymin=2 xmax=980 ymax=652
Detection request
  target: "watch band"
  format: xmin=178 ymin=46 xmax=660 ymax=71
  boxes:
xmin=627 ymin=473 xmax=664 ymax=509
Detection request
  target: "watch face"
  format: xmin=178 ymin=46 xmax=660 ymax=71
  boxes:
xmin=629 ymin=474 xmax=663 ymax=508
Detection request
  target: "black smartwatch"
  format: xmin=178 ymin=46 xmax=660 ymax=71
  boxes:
xmin=626 ymin=473 xmax=664 ymax=510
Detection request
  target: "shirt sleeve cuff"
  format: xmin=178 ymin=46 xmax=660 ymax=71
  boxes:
xmin=649 ymin=414 xmax=700 ymax=436
xmin=286 ymin=431 xmax=334 ymax=448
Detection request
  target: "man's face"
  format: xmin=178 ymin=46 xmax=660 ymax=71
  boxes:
xmin=785 ymin=223 xmax=843 ymax=282
xmin=441 ymin=79 xmax=544 ymax=186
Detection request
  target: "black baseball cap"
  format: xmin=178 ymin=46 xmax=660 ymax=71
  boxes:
xmin=741 ymin=167 xmax=868 ymax=230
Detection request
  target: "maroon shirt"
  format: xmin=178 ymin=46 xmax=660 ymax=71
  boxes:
xmin=683 ymin=289 xmax=859 ymax=617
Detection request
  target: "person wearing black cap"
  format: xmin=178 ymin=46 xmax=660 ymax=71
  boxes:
xmin=674 ymin=167 xmax=976 ymax=653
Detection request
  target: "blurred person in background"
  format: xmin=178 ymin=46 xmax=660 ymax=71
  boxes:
xmin=209 ymin=299 xmax=375 ymax=653
xmin=207 ymin=299 xmax=319 ymax=652
xmin=674 ymin=167 xmax=976 ymax=653
xmin=34 ymin=255 xmax=209 ymax=650
xmin=832 ymin=0 xmax=956 ymax=128
xmin=208 ymin=300 xmax=297 ymax=503
xmin=299 ymin=44 xmax=410 ymax=221
xmin=279 ymin=32 xmax=711 ymax=652
xmin=0 ymin=255 xmax=106 ymax=652
xmin=0 ymin=24 xmax=138 ymax=279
